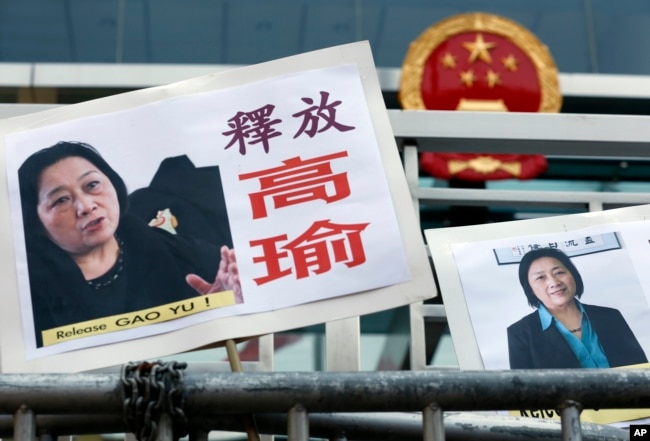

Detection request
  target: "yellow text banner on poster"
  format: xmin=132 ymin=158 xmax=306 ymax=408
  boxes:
xmin=42 ymin=291 xmax=235 ymax=346
xmin=509 ymin=363 xmax=650 ymax=425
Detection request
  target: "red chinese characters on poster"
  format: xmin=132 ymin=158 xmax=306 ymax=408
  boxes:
xmin=218 ymin=66 xmax=410 ymax=311
xmin=3 ymin=59 xmax=415 ymax=366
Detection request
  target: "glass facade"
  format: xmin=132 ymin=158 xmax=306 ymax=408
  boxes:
xmin=2 ymin=0 xmax=650 ymax=74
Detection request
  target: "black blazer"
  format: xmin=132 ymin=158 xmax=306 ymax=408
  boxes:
xmin=128 ymin=155 xmax=233 ymax=248
xmin=28 ymin=213 xmax=221 ymax=347
xmin=507 ymin=303 xmax=647 ymax=369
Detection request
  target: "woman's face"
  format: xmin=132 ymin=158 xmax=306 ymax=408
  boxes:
xmin=36 ymin=157 xmax=120 ymax=257
xmin=527 ymin=256 xmax=577 ymax=311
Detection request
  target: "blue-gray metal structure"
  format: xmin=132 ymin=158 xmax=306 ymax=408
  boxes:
xmin=1 ymin=366 xmax=643 ymax=441
xmin=1 ymin=0 xmax=650 ymax=75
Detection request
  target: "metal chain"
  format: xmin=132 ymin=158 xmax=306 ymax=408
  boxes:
xmin=121 ymin=360 xmax=188 ymax=441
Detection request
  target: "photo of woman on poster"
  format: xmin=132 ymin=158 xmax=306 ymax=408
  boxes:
xmin=18 ymin=141 xmax=241 ymax=347
xmin=507 ymin=247 xmax=647 ymax=369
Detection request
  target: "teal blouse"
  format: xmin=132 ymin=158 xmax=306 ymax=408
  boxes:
xmin=537 ymin=300 xmax=610 ymax=368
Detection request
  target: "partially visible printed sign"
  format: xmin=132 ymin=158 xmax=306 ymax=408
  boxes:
xmin=0 ymin=42 xmax=436 ymax=372
xmin=492 ymin=232 xmax=620 ymax=264
xmin=425 ymin=206 xmax=650 ymax=425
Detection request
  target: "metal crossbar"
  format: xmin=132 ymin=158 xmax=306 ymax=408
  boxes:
xmin=1 ymin=368 xmax=646 ymax=441
xmin=0 ymin=106 xmax=648 ymax=441
xmin=394 ymin=109 xmax=650 ymax=372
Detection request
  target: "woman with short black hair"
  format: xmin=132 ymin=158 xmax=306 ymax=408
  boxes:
xmin=19 ymin=141 xmax=240 ymax=347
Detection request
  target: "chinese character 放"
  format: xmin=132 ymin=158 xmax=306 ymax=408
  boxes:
xmin=293 ymin=91 xmax=355 ymax=139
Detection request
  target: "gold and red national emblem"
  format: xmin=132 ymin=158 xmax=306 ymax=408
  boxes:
xmin=399 ymin=13 xmax=562 ymax=181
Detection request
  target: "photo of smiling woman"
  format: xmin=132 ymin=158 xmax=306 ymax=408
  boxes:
xmin=19 ymin=141 xmax=241 ymax=347
xmin=507 ymin=247 xmax=647 ymax=369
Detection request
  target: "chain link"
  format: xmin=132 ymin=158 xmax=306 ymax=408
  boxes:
xmin=121 ymin=360 xmax=188 ymax=441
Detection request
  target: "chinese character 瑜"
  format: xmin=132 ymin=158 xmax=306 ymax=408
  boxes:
xmin=250 ymin=219 xmax=370 ymax=285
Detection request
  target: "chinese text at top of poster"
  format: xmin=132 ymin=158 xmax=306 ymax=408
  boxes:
xmin=1 ymin=43 xmax=432 ymax=374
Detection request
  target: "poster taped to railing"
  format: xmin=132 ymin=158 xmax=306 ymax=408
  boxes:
xmin=425 ymin=205 xmax=650 ymax=425
xmin=0 ymin=41 xmax=436 ymax=372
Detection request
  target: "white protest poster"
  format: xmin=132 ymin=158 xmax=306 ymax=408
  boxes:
xmin=425 ymin=205 xmax=650 ymax=424
xmin=0 ymin=41 xmax=436 ymax=372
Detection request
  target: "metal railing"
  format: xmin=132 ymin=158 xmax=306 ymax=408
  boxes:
xmin=1 ymin=106 xmax=648 ymax=441
xmin=392 ymin=109 xmax=650 ymax=371
xmin=2 ymin=364 xmax=645 ymax=441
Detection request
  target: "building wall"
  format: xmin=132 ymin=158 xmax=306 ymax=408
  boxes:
xmin=2 ymin=0 xmax=650 ymax=74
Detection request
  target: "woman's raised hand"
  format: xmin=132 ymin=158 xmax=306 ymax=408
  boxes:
xmin=186 ymin=246 xmax=243 ymax=303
